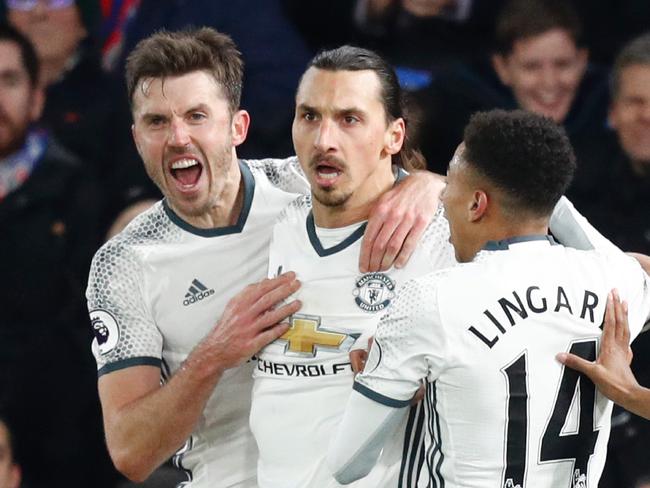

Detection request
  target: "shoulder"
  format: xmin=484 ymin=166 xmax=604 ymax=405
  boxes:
xmin=243 ymin=156 xmax=300 ymax=181
xmin=91 ymin=202 xmax=170 ymax=271
xmin=276 ymin=194 xmax=312 ymax=224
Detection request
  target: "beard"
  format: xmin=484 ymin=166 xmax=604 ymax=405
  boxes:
xmin=308 ymin=153 xmax=351 ymax=208
xmin=311 ymin=185 xmax=352 ymax=208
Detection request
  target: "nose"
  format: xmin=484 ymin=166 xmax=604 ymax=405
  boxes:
xmin=169 ymin=118 xmax=191 ymax=147
xmin=540 ymin=66 xmax=560 ymax=92
xmin=640 ymin=102 xmax=650 ymax=122
xmin=314 ymin=118 xmax=336 ymax=152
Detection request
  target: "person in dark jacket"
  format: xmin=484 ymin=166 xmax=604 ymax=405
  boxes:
xmin=0 ymin=22 xmax=117 ymax=488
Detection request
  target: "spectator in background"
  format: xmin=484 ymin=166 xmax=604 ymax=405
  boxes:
xmin=573 ymin=37 xmax=650 ymax=488
xmin=353 ymin=0 xmax=501 ymax=72
xmin=4 ymin=0 xmax=154 ymax=230
xmin=0 ymin=415 xmax=20 ymax=488
xmin=418 ymin=0 xmax=609 ymax=174
xmin=0 ymin=22 xmax=115 ymax=488
xmin=572 ymin=33 xmax=650 ymax=254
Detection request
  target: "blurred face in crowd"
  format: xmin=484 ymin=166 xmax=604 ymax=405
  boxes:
xmin=292 ymin=67 xmax=404 ymax=222
xmin=131 ymin=70 xmax=249 ymax=226
xmin=0 ymin=421 xmax=20 ymax=488
xmin=609 ymin=64 xmax=650 ymax=168
xmin=0 ymin=39 xmax=44 ymax=158
xmin=493 ymin=28 xmax=588 ymax=123
xmin=440 ymin=144 xmax=484 ymax=263
xmin=7 ymin=0 xmax=86 ymax=70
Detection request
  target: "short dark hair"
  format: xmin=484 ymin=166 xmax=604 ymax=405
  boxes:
xmin=463 ymin=109 xmax=576 ymax=216
xmin=611 ymin=33 xmax=650 ymax=99
xmin=495 ymin=0 xmax=582 ymax=55
xmin=0 ymin=22 xmax=39 ymax=86
xmin=307 ymin=45 xmax=425 ymax=170
xmin=125 ymin=27 xmax=243 ymax=112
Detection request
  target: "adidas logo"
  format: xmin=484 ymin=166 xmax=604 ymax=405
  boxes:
xmin=183 ymin=279 xmax=215 ymax=306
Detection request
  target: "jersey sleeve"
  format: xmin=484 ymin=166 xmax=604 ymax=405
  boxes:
xmin=421 ymin=206 xmax=457 ymax=271
xmin=86 ymin=239 xmax=163 ymax=376
xmin=550 ymin=196 xmax=621 ymax=254
xmin=354 ymin=274 xmax=450 ymax=406
xmin=246 ymin=156 xmax=310 ymax=195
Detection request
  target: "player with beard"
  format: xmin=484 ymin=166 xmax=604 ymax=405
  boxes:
xmin=86 ymin=28 xmax=448 ymax=488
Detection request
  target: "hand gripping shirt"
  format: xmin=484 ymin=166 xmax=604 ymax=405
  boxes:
xmin=86 ymin=158 xmax=307 ymax=488
xmin=250 ymin=193 xmax=456 ymax=488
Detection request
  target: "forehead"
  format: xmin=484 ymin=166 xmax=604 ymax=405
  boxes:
xmin=618 ymin=64 xmax=650 ymax=97
xmin=511 ymin=28 xmax=578 ymax=59
xmin=132 ymin=70 xmax=227 ymax=114
xmin=296 ymin=67 xmax=384 ymax=112
xmin=0 ymin=41 xmax=24 ymax=72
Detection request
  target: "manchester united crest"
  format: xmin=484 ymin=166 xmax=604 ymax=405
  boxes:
xmin=353 ymin=273 xmax=396 ymax=312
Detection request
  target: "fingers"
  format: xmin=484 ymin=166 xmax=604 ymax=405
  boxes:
xmin=350 ymin=350 xmax=368 ymax=375
xmin=361 ymin=205 xmax=400 ymax=273
xmin=255 ymin=299 xmax=302 ymax=330
xmin=393 ymin=215 xmax=428 ymax=269
xmin=410 ymin=384 xmax=425 ymax=406
xmin=612 ymin=289 xmax=630 ymax=345
xmin=359 ymin=216 xmax=382 ymax=273
xmin=252 ymin=321 xmax=291 ymax=352
xmin=601 ymin=291 xmax=616 ymax=346
xmin=556 ymin=352 xmax=594 ymax=376
xmin=248 ymin=274 xmax=300 ymax=316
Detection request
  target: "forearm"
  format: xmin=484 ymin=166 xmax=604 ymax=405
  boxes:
xmin=328 ymin=390 xmax=407 ymax=484
xmin=625 ymin=384 xmax=650 ymax=420
xmin=102 ymin=348 xmax=224 ymax=481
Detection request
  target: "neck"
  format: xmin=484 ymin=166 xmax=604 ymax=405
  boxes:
xmin=481 ymin=216 xmax=550 ymax=249
xmin=312 ymin=162 xmax=395 ymax=228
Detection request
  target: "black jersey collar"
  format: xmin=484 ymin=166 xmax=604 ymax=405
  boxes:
xmin=483 ymin=234 xmax=557 ymax=251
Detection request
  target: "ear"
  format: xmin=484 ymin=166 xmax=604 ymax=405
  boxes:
xmin=468 ymin=190 xmax=488 ymax=222
xmin=576 ymin=47 xmax=589 ymax=77
xmin=29 ymin=86 xmax=45 ymax=122
xmin=383 ymin=117 xmax=406 ymax=156
xmin=231 ymin=109 xmax=250 ymax=147
xmin=131 ymin=123 xmax=144 ymax=158
xmin=492 ymin=54 xmax=512 ymax=86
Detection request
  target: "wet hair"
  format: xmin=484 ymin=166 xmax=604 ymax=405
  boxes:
xmin=494 ymin=0 xmax=583 ymax=55
xmin=307 ymin=45 xmax=425 ymax=170
xmin=125 ymin=27 xmax=243 ymax=112
xmin=463 ymin=109 xmax=575 ymax=216
xmin=0 ymin=22 xmax=39 ymax=86
xmin=611 ymin=32 xmax=650 ymax=98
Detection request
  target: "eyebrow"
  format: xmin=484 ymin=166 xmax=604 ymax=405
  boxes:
xmin=0 ymin=68 xmax=24 ymax=81
xmin=296 ymin=103 xmax=367 ymax=117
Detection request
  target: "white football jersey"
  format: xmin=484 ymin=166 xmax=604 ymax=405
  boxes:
xmin=355 ymin=237 xmax=650 ymax=488
xmin=86 ymin=159 xmax=307 ymax=488
xmin=250 ymin=194 xmax=456 ymax=488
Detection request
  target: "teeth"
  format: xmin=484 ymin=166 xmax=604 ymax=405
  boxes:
xmin=171 ymin=158 xmax=199 ymax=170
xmin=318 ymin=171 xmax=339 ymax=180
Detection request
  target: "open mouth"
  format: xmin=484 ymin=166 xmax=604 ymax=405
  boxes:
xmin=170 ymin=158 xmax=203 ymax=188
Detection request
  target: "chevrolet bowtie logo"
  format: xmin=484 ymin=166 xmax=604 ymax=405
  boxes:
xmin=280 ymin=314 xmax=348 ymax=357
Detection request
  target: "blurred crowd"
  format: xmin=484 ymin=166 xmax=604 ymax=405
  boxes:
xmin=0 ymin=1 xmax=648 ymax=487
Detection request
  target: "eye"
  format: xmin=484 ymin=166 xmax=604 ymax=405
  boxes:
xmin=343 ymin=115 xmax=359 ymax=125
xmin=148 ymin=116 xmax=165 ymax=128
xmin=189 ymin=112 xmax=207 ymax=122
xmin=302 ymin=111 xmax=317 ymax=122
